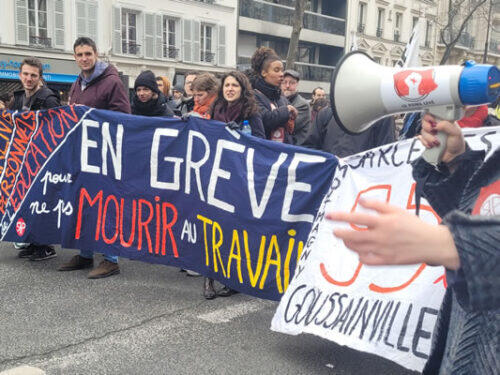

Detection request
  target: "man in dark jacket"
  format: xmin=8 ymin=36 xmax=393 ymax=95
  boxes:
xmin=68 ymin=37 xmax=130 ymax=114
xmin=281 ymin=69 xmax=311 ymax=146
xmin=11 ymin=57 xmax=60 ymax=261
xmin=13 ymin=57 xmax=60 ymax=112
xmin=131 ymin=70 xmax=174 ymax=117
xmin=59 ymin=37 xmax=130 ymax=279
xmin=304 ymin=106 xmax=396 ymax=157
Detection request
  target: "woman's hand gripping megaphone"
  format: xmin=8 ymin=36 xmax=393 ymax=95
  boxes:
xmin=419 ymin=113 xmax=466 ymax=168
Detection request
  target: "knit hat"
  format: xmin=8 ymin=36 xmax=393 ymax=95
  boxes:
xmin=134 ymin=70 xmax=160 ymax=93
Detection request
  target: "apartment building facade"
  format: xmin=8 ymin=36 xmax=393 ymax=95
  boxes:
xmin=347 ymin=0 xmax=439 ymax=67
xmin=0 ymin=0 xmax=237 ymax=99
xmin=435 ymin=0 xmax=500 ymax=65
xmin=237 ymin=0 xmax=347 ymax=96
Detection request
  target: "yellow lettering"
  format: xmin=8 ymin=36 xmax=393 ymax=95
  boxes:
xmin=227 ymin=229 xmax=243 ymax=283
xmin=212 ymin=220 xmax=226 ymax=277
xmin=244 ymin=231 xmax=266 ymax=288
xmin=284 ymin=229 xmax=296 ymax=291
xmin=259 ymin=235 xmax=283 ymax=293
xmin=196 ymin=214 xmax=212 ymax=267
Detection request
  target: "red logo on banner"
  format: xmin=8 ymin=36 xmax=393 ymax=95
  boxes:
xmin=472 ymin=180 xmax=500 ymax=216
xmin=16 ymin=218 xmax=26 ymax=236
xmin=393 ymin=69 xmax=438 ymax=102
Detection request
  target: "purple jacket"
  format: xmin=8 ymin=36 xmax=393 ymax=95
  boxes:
xmin=69 ymin=64 xmax=131 ymax=114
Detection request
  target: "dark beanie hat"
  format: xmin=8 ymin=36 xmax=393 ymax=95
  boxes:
xmin=134 ymin=70 xmax=160 ymax=93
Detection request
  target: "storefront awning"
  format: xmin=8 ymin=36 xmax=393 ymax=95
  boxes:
xmin=0 ymin=69 xmax=78 ymax=84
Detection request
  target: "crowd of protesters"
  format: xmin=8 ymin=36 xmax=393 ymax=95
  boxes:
xmin=1 ymin=35 xmax=499 ymax=375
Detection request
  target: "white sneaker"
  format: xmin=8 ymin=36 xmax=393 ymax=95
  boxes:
xmin=14 ymin=242 xmax=30 ymax=250
xmin=186 ymin=270 xmax=201 ymax=277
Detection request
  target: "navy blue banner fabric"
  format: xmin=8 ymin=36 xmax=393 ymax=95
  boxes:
xmin=0 ymin=106 xmax=338 ymax=300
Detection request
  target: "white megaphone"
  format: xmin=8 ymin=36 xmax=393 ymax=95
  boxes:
xmin=331 ymin=51 xmax=500 ymax=164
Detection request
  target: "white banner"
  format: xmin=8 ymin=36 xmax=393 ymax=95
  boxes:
xmin=271 ymin=126 xmax=500 ymax=372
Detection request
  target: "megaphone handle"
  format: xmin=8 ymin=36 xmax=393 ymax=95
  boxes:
xmin=421 ymin=105 xmax=464 ymax=166
xmin=421 ymin=131 xmax=447 ymax=165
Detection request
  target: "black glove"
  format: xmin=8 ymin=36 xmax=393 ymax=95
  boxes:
xmin=226 ymin=121 xmax=240 ymax=130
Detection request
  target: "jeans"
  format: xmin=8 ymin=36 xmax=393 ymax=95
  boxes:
xmin=80 ymin=249 xmax=118 ymax=264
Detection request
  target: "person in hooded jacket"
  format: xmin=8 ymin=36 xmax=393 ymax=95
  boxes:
xmin=68 ymin=37 xmax=130 ymax=114
xmin=131 ymin=71 xmax=174 ymax=117
xmin=249 ymin=47 xmax=297 ymax=144
xmin=60 ymin=37 xmax=130 ymax=279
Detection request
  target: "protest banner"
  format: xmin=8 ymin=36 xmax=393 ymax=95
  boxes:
xmin=271 ymin=126 xmax=500 ymax=372
xmin=0 ymin=106 xmax=338 ymax=301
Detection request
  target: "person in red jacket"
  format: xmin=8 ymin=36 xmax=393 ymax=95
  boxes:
xmin=59 ymin=37 xmax=130 ymax=279
xmin=457 ymin=105 xmax=488 ymax=128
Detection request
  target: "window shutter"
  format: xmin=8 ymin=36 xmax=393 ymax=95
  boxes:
xmin=53 ymin=0 xmax=65 ymax=49
xmin=76 ymin=0 xmax=87 ymax=37
xmin=87 ymin=1 xmax=98 ymax=42
xmin=144 ymin=13 xmax=155 ymax=58
xmin=112 ymin=6 xmax=122 ymax=54
xmin=155 ymin=15 xmax=163 ymax=59
xmin=217 ymin=24 xmax=226 ymax=66
xmin=182 ymin=19 xmax=192 ymax=62
xmin=15 ymin=0 xmax=29 ymax=45
xmin=192 ymin=20 xmax=200 ymax=63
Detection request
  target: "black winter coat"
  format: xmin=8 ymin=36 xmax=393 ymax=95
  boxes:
xmin=131 ymin=93 xmax=174 ymax=117
xmin=253 ymin=78 xmax=292 ymax=144
xmin=413 ymin=147 xmax=500 ymax=375
xmin=303 ymin=106 xmax=396 ymax=157
xmin=12 ymin=86 xmax=60 ymax=111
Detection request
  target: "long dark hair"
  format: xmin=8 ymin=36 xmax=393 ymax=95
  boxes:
xmin=213 ymin=71 xmax=258 ymax=119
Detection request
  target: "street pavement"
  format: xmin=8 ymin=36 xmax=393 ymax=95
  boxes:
xmin=0 ymin=244 xmax=417 ymax=375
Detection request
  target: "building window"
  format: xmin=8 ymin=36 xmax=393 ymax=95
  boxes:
xmin=425 ymin=20 xmax=432 ymax=47
xmin=162 ymin=17 xmax=178 ymax=59
xmin=28 ymin=0 xmax=49 ymax=47
xmin=358 ymin=2 xmax=366 ymax=33
xmin=412 ymin=16 xmax=419 ymax=31
xmin=200 ymin=24 xmax=214 ymax=63
xmin=394 ymin=12 xmax=402 ymax=42
xmin=376 ymin=8 xmax=385 ymax=37
xmin=122 ymin=10 xmax=139 ymax=55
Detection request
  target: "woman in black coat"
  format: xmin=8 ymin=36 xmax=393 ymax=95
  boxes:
xmin=211 ymin=70 xmax=265 ymax=139
xmin=249 ymin=47 xmax=297 ymax=144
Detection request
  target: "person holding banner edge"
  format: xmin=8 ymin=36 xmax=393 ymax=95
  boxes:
xmin=59 ymin=37 xmax=131 ymax=278
xmin=328 ymin=113 xmax=499 ymax=374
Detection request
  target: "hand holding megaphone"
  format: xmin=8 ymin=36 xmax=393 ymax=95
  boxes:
xmin=419 ymin=113 xmax=466 ymax=166
xmin=331 ymin=51 xmax=500 ymax=165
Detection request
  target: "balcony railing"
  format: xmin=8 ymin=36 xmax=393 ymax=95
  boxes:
xmin=122 ymin=41 xmax=141 ymax=55
xmin=357 ymin=24 xmax=365 ymax=33
xmin=456 ymin=32 xmax=474 ymax=48
xmin=490 ymin=40 xmax=500 ymax=54
xmin=294 ymin=62 xmax=334 ymax=82
xmin=394 ymin=31 xmax=400 ymax=42
xmin=240 ymin=0 xmax=345 ymax=36
xmin=376 ymin=27 xmax=383 ymax=37
xmin=201 ymin=51 xmax=215 ymax=63
xmin=163 ymin=46 xmax=179 ymax=59
xmin=29 ymin=35 xmax=52 ymax=48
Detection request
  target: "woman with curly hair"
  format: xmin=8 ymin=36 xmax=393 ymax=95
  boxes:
xmin=190 ymin=72 xmax=218 ymax=119
xmin=211 ymin=71 xmax=265 ymax=138
xmin=249 ymin=47 xmax=297 ymax=143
